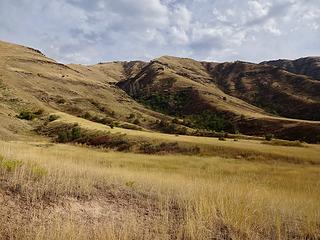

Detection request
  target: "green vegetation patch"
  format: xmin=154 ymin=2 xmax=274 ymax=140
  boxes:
xmin=139 ymin=142 xmax=200 ymax=155
xmin=57 ymin=124 xmax=82 ymax=143
xmin=17 ymin=109 xmax=45 ymax=120
xmin=48 ymin=114 xmax=60 ymax=122
xmin=0 ymin=157 xmax=23 ymax=172
xmin=261 ymin=139 xmax=305 ymax=147
xmin=137 ymin=89 xmax=190 ymax=115
xmin=186 ymin=111 xmax=236 ymax=133
xmin=17 ymin=111 xmax=35 ymax=120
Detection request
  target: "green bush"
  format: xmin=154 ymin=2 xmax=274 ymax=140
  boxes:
xmin=57 ymin=125 xmax=82 ymax=143
xmin=83 ymin=112 xmax=92 ymax=120
xmin=57 ymin=98 xmax=66 ymax=104
xmin=34 ymin=109 xmax=44 ymax=115
xmin=71 ymin=127 xmax=81 ymax=139
xmin=262 ymin=139 xmax=304 ymax=147
xmin=137 ymin=89 xmax=190 ymax=114
xmin=186 ymin=111 xmax=236 ymax=133
xmin=133 ymin=118 xmax=140 ymax=125
xmin=17 ymin=111 xmax=35 ymax=120
xmin=139 ymin=142 xmax=200 ymax=155
xmin=265 ymin=133 xmax=274 ymax=141
xmin=128 ymin=113 xmax=135 ymax=119
xmin=125 ymin=181 xmax=135 ymax=188
xmin=0 ymin=158 xmax=23 ymax=172
xmin=48 ymin=114 xmax=60 ymax=122
xmin=57 ymin=131 xmax=68 ymax=143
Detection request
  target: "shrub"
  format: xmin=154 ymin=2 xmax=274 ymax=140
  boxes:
xmin=139 ymin=142 xmax=200 ymax=155
xmin=265 ymin=133 xmax=274 ymax=141
xmin=71 ymin=127 xmax=81 ymax=140
xmin=57 ymin=98 xmax=66 ymax=104
xmin=57 ymin=132 xmax=68 ymax=143
xmin=34 ymin=109 xmax=44 ymax=115
xmin=17 ymin=111 xmax=35 ymax=120
xmin=136 ymin=89 xmax=190 ymax=114
xmin=57 ymin=125 xmax=82 ymax=143
xmin=48 ymin=114 xmax=59 ymax=122
xmin=262 ymin=140 xmax=304 ymax=147
xmin=172 ymin=118 xmax=179 ymax=124
xmin=128 ymin=113 xmax=135 ymax=119
xmin=79 ymin=133 xmax=134 ymax=152
xmin=83 ymin=112 xmax=92 ymax=120
xmin=0 ymin=158 xmax=23 ymax=172
xmin=125 ymin=181 xmax=135 ymax=188
xmin=187 ymin=111 xmax=236 ymax=133
xmin=99 ymin=117 xmax=113 ymax=125
xmin=133 ymin=118 xmax=140 ymax=125
xmin=157 ymin=120 xmax=174 ymax=133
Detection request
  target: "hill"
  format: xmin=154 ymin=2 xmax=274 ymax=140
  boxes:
xmin=0 ymin=40 xmax=320 ymax=142
xmin=0 ymin=40 xmax=320 ymax=240
xmin=117 ymin=56 xmax=320 ymax=141
xmin=261 ymin=57 xmax=320 ymax=80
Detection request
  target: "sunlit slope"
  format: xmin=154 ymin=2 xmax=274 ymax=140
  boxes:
xmin=117 ymin=55 xmax=320 ymax=140
xmin=50 ymin=112 xmax=320 ymax=164
xmin=0 ymin=40 xmax=320 ymax=142
xmin=0 ymin=40 xmax=167 ymax=139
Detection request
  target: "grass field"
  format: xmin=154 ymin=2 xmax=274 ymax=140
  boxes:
xmin=53 ymin=112 xmax=320 ymax=164
xmin=0 ymin=138 xmax=319 ymax=239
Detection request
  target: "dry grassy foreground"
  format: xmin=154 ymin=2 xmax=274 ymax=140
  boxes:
xmin=0 ymin=140 xmax=319 ymax=240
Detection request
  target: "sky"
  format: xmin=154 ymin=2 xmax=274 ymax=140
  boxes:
xmin=0 ymin=0 xmax=319 ymax=64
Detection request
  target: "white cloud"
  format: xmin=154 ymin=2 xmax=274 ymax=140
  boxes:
xmin=0 ymin=0 xmax=319 ymax=63
xmin=171 ymin=5 xmax=192 ymax=29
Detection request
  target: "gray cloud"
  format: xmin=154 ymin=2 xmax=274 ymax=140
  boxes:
xmin=0 ymin=0 xmax=319 ymax=64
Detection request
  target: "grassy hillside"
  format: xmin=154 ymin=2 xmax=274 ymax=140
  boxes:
xmin=0 ymin=40 xmax=320 ymax=239
xmin=117 ymin=56 xmax=320 ymax=141
xmin=0 ymin=140 xmax=319 ymax=239
xmin=210 ymin=61 xmax=320 ymax=120
xmin=1 ymin=40 xmax=320 ymax=142
xmin=0 ymin=41 xmax=169 ymax=140
xmin=261 ymin=57 xmax=320 ymax=81
xmin=46 ymin=112 xmax=320 ymax=164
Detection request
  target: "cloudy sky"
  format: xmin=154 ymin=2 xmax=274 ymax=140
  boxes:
xmin=0 ymin=0 xmax=319 ymax=64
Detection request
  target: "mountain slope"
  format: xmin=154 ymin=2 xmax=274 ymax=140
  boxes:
xmin=0 ymin=40 xmax=320 ymax=142
xmin=207 ymin=61 xmax=320 ymax=120
xmin=0 ymin=40 xmax=168 ymax=139
xmin=117 ymin=56 xmax=320 ymax=141
xmin=261 ymin=57 xmax=320 ymax=80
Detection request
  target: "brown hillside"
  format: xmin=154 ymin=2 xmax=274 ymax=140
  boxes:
xmin=261 ymin=57 xmax=320 ymax=80
xmin=0 ymin=41 xmax=320 ymax=142
xmin=117 ymin=56 xmax=320 ymax=141
xmin=207 ymin=61 xmax=320 ymax=120
xmin=0 ymin=40 xmax=168 ymax=139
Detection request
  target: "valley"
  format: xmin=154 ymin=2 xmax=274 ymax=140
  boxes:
xmin=0 ymin=40 xmax=319 ymax=239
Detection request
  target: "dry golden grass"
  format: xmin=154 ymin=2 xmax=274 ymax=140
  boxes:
xmin=53 ymin=112 xmax=320 ymax=164
xmin=0 ymin=140 xmax=319 ymax=239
